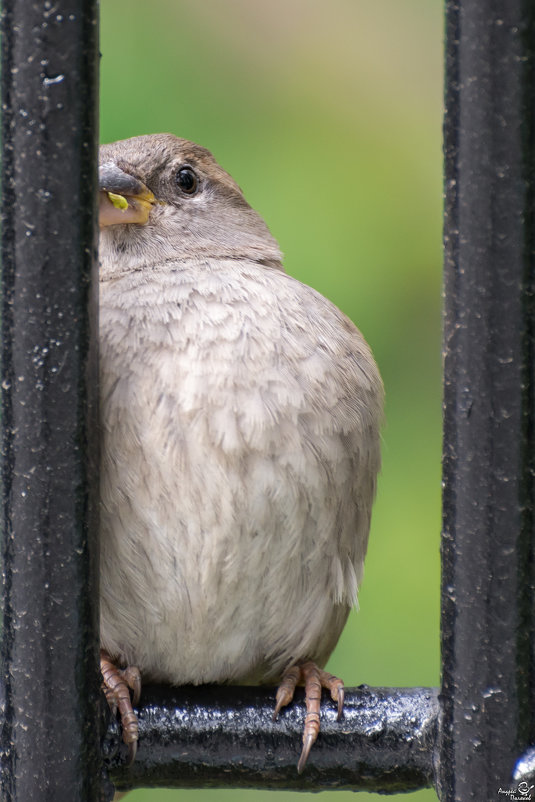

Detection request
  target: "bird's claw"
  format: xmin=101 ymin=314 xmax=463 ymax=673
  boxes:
xmin=274 ymin=660 xmax=345 ymax=772
xmin=126 ymin=738 xmax=137 ymax=767
xmin=297 ymin=731 xmax=316 ymax=774
xmin=121 ymin=665 xmax=142 ymax=706
xmin=100 ymin=649 xmax=141 ymax=762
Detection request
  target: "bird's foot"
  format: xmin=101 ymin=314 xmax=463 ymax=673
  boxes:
xmin=273 ymin=660 xmax=344 ymax=773
xmin=100 ymin=649 xmax=141 ymax=765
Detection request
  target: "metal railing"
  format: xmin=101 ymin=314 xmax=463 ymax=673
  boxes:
xmin=0 ymin=0 xmax=100 ymax=799
xmin=1 ymin=0 xmax=534 ymax=799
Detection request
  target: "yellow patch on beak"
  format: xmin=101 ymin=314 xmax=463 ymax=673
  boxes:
xmin=99 ymin=188 xmax=157 ymax=228
xmin=98 ymin=162 xmax=162 ymax=228
xmin=107 ymin=192 xmax=129 ymax=210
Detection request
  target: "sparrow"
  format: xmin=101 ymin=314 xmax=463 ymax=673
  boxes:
xmin=98 ymin=133 xmax=383 ymax=772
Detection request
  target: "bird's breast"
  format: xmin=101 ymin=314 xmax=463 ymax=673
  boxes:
xmin=99 ymin=260 xmax=382 ymax=684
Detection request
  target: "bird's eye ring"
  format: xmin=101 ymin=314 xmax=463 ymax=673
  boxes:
xmin=176 ymin=167 xmax=199 ymax=195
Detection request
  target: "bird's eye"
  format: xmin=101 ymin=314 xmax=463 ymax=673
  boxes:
xmin=176 ymin=167 xmax=199 ymax=195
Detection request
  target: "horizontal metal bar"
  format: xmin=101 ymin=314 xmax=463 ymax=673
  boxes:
xmin=102 ymin=685 xmax=438 ymax=797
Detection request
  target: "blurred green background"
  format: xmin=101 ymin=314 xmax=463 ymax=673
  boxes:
xmin=100 ymin=1 xmax=443 ymax=800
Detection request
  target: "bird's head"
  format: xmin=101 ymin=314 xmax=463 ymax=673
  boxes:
xmin=99 ymin=133 xmax=282 ymax=278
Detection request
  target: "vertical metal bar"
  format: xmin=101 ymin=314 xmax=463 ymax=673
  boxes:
xmin=0 ymin=1 xmax=100 ymax=800
xmin=440 ymin=1 xmax=535 ymax=799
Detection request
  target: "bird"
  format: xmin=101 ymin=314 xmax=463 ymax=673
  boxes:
xmin=98 ymin=133 xmax=383 ymax=772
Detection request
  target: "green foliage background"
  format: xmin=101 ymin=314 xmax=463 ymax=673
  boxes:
xmin=100 ymin=1 xmax=443 ymax=800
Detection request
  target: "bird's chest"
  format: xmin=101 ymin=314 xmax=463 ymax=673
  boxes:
xmin=100 ymin=270 xmax=322 ymax=463
xmin=101 ymin=280 xmax=322 ymax=564
xmin=99 ymin=268 xmax=369 ymax=681
xmin=99 ymin=299 xmax=336 ymax=679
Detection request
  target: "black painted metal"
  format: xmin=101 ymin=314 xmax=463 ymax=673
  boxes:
xmin=104 ymin=685 xmax=437 ymax=796
xmin=440 ymin=1 xmax=535 ymax=799
xmin=0 ymin=1 xmax=100 ymax=800
xmin=2 ymin=0 xmax=534 ymax=797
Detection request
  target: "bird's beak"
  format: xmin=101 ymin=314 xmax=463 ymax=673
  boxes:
xmin=99 ymin=162 xmax=157 ymax=228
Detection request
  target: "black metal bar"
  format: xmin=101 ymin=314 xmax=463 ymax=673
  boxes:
xmin=440 ymin=1 xmax=535 ymax=799
xmin=0 ymin=2 xmax=100 ymax=800
xmin=8 ymin=0 xmax=535 ymax=797
xmin=104 ymin=685 xmax=437 ymax=796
